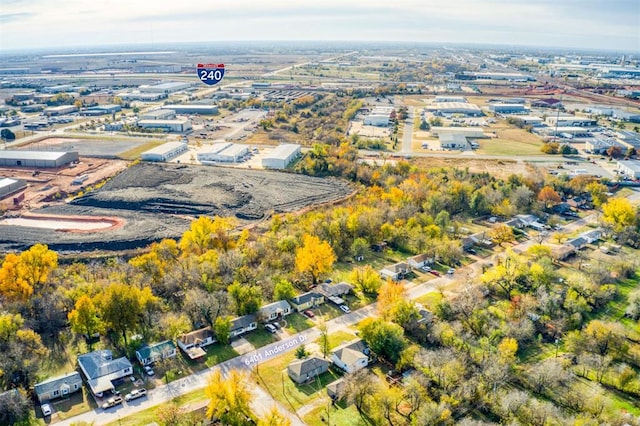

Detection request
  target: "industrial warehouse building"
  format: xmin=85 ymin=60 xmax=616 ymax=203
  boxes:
xmin=434 ymin=95 xmax=467 ymax=103
xmin=617 ymin=160 xmax=640 ymax=179
xmin=141 ymin=109 xmax=176 ymax=120
xmin=0 ymin=177 xmax=27 ymax=199
xmin=262 ymin=144 xmax=301 ymax=169
xmin=43 ymin=105 xmax=78 ymax=116
xmin=507 ymin=115 xmax=543 ymax=126
xmin=140 ymin=142 xmax=189 ymax=162
xmin=545 ymin=116 xmax=598 ymax=127
xmin=0 ymin=150 xmax=79 ymax=168
xmin=80 ymin=104 xmax=122 ymax=116
xmin=137 ymin=119 xmax=192 ymax=133
xmin=160 ymin=104 xmax=219 ymax=115
xmin=139 ymin=82 xmax=192 ymax=94
xmin=487 ymin=103 xmax=528 ymax=114
xmin=426 ymin=102 xmax=482 ymax=116
xmin=198 ymin=143 xmax=248 ymax=163
xmin=363 ymin=106 xmax=394 ymax=127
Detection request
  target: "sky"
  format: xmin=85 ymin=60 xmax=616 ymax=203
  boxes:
xmin=1 ymin=0 xmax=639 ymax=52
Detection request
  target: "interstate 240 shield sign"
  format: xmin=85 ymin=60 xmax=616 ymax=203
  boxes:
xmin=197 ymin=63 xmax=225 ymax=86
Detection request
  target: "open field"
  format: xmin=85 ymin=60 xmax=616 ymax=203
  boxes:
xmin=0 ymin=162 xmax=354 ymax=253
xmin=411 ymin=157 xmax=540 ymax=180
xmin=19 ymin=136 xmax=162 ymax=158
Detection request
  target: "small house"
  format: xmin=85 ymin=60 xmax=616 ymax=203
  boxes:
xmin=289 ymin=292 xmax=324 ymax=312
xmin=177 ymin=327 xmax=216 ymax=360
xmin=566 ymin=236 xmax=587 ymax=251
xmin=258 ymin=300 xmax=292 ymax=322
xmin=34 ymin=372 xmax=83 ymax=403
xmin=316 ymin=282 xmax=354 ymax=298
xmin=327 ymin=378 xmax=346 ymax=401
xmin=135 ymin=340 xmax=177 ymax=366
xmin=379 ymin=262 xmax=410 ymax=281
xmin=230 ymin=314 xmax=258 ymax=338
xmin=331 ymin=339 xmax=370 ymax=373
xmin=287 ymin=356 xmax=330 ymax=384
xmin=407 ymin=254 xmax=433 ymax=270
xmin=77 ymin=350 xmax=133 ymax=396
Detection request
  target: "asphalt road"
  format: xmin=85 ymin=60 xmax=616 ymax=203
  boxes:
xmin=401 ymin=106 xmax=415 ymax=153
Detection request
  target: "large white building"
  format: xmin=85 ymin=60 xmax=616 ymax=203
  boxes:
xmin=139 ymin=82 xmax=192 ymax=94
xmin=488 ymin=103 xmax=527 ymax=114
xmin=617 ymin=160 xmax=640 ymax=179
xmin=141 ymin=109 xmax=176 ymax=120
xmin=262 ymin=144 xmax=301 ymax=169
xmin=160 ymin=104 xmax=219 ymax=115
xmin=507 ymin=115 xmax=543 ymax=126
xmin=430 ymin=127 xmax=485 ymax=138
xmin=426 ymin=102 xmax=482 ymax=116
xmin=0 ymin=177 xmax=27 ymax=199
xmin=0 ymin=151 xmax=79 ymax=168
xmin=197 ymin=142 xmax=232 ymax=162
xmin=434 ymin=95 xmax=467 ymax=103
xmin=363 ymin=106 xmax=394 ymax=127
xmin=140 ymin=142 xmax=188 ymax=162
xmin=198 ymin=143 xmax=248 ymax=163
xmin=137 ymin=119 xmax=192 ymax=133
xmin=545 ymin=116 xmax=598 ymax=127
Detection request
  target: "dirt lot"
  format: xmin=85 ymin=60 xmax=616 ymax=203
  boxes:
xmin=412 ymin=157 xmax=543 ymax=181
xmin=0 ymin=163 xmax=353 ymax=253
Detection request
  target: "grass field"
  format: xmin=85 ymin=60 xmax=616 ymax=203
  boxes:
xmin=285 ymin=313 xmax=314 ymax=334
xmin=303 ymin=401 xmax=367 ymax=426
xmin=244 ymin=329 xmax=278 ymax=348
xmin=117 ymin=140 xmax=165 ymax=160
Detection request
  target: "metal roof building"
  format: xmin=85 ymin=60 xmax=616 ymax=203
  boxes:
xmin=0 ymin=150 xmax=79 ymax=168
xmin=140 ymin=141 xmax=188 ymax=162
xmin=262 ymin=144 xmax=301 ymax=169
xmin=160 ymin=104 xmax=219 ymax=115
xmin=0 ymin=177 xmax=27 ymax=199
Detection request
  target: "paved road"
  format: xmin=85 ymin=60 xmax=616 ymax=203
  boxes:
xmin=401 ymin=106 xmax=415 ymax=153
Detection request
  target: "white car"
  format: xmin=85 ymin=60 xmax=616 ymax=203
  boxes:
xmin=41 ymin=404 xmax=52 ymax=417
xmin=339 ymin=305 xmax=351 ymax=314
xmin=144 ymin=365 xmax=155 ymax=376
xmin=447 ymin=268 xmax=455 ymax=275
xmin=125 ymin=388 xmax=147 ymax=402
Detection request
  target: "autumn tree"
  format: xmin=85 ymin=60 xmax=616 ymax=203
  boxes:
xmin=538 ymin=186 xmax=561 ymax=208
xmin=0 ymin=313 xmax=48 ymax=389
xmin=489 ymin=224 xmax=516 ymax=247
xmin=228 ymin=282 xmax=262 ymax=316
xmin=601 ymin=197 xmax=637 ymax=233
xmin=295 ymin=234 xmax=336 ymax=285
xmin=214 ymin=316 xmax=232 ymax=345
xmin=0 ymin=244 xmax=58 ymax=302
xmin=258 ymin=406 xmax=291 ymax=426
xmin=68 ymin=295 xmax=104 ymax=343
xmin=205 ymin=369 xmax=253 ymax=425
xmin=96 ymin=282 xmax=150 ymax=345
xmin=377 ymin=279 xmax=405 ymax=320
xmin=349 ymin=265 xmax=383 ymax=295
xmin=180 ymin=216 xmax=238 ymax=255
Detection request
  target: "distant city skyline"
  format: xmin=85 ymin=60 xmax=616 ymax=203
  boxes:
xmin=1 ymin=0 xmax=639 ymax=53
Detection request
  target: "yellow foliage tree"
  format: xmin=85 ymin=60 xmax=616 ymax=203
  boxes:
xmin=68 ymin=295 xmax=104 ymax=341
xmin=205 ymin=369 xmax=252 ymax=425
xmin=497 ymin=337 xmax=518 ymax=364
xmin=180 ymin=216 xmax=238 ymax=255
xmin=602 ymin=197 xmax=637 ymax=232
xmin=0 ymin=244 xmax=58 ymax=302
xmin=377 ymin=279 xmax=405 ymax=321
xmin=257 ymin=406 xmax=291 ymax=426
xmin=295 ymin=234 xmax=336 ymax=285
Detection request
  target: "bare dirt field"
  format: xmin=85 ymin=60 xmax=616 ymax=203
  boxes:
xmin=412 ymin=157 xmax=542 ymax=181
xmin=0 ymin=163 xmax=353 ymax=253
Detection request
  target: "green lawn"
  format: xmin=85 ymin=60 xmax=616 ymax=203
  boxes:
xmin=476 ymin=138 xmax=543 ymax=156
xmin=244 ymin=329 xmax=278 ymax=348
xmin=285 ymin=313 xmax=314 ymax=333
xmin=117 ymin=140 xmax=165 ymax=160
xmin=254 ymin=352 xmax=343 ymax=411
xmin=35 ymin=389 xmax=95 ymax=424
xmin=203 ymin=343 xmax=239 ymax=368
xmin=326 ymin=330 xmax=358 ymax=350
xmin=303 ymin=400 xmax=369 ymax=426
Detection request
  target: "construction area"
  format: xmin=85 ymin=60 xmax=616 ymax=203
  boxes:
xmin=0 ymin=162 xmax=353 ymax=253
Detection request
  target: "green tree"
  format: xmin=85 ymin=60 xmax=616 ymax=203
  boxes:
xmin=97 ymin=282 xmax=145 ymax=345
xmin=68 ymin=295 xmax=104 ymax=343
xmin=349 ymin=265 xmax=383 ymax=295
xmin=214 ymin=316 xmax=232 ymax=345
xmin=0 ymin=128 xmax=16 ymax=141
xmin=0 ymin=313 xmax=48 ymax=389
xmin=358 ymin=318 xmax=407 ymax=364
xmin=228 ymin=282 xmax=262 ymax=316
xmin=273 ymin=279 xmax=296 ymax=301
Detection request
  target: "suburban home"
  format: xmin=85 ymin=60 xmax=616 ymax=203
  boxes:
xmin=289 ymin=292 xmax=324 ymax=312
xmin=581 ymin=229 xmax=602 ymax=244
xmin=331 ymin=339 xmax=370 ymax=373
xmin=77 ymin=350 xmax=133 ymax=396
xmin=258 ymin=300 xmax=292 ymax=322
xmin=287 ymin=356 xmax=331 ymax=384
xmin=552 ymin=203 xmax=573 ymax=215
xmin=371 ymin=241 xmax=388 ymax=252
xmin=327 ymin=378 xmax=346 ymax=401
xmin=135 ymin=340 xmax=177 ymax=366
xmin=407 ymin=254 xmax=434 ymax=270
xmin=316 ymin=282 xmax=354 ymax=298
xmin=230 ymin=314 xmax=258 ymax=338
xmin=379 ymin=262 xmax=410 ymax=281
xmin=34 ymin=372 xmax=83 ymax=403
xmin=177 ymin=327 xmax=216 ymax=360
xmin=551 ymin=245 xmax=576 ymax=261
xmin=566 ymin=236 xmax=588 ymax=251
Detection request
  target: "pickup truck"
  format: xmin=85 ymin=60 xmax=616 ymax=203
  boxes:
xmin=102 ymin=396 xmax=123 ymax=409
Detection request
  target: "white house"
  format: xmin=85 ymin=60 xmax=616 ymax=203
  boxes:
xmin=34 ymin=372 xmax=83 ymax=403
xmin=258 ymin=300 xmax=292 ymax=322
xmin=331 ymin=339 xmax=370 ymax=373
xmin=379 ymin=262 xmax=410 ymax=281
xmin=407 ymin=254 xmax=433 ymax=269
xmin=230 ymin=314 xmax=258 ymax=338
xmin=177 ymin=327 xmax=216 ymax=360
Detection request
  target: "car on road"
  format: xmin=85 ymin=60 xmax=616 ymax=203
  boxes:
xmin=41 ymin=404 xmax=52 ymax=417
xmin=339 ymin=305 xmax=351 ymax=314
xmin=144 ymin=365 xmax=155 ymax=376
xmin=303 ymin=310 xmax=315 ymax=318
xmin=125 ymin=388 xmax=147 ymax=402
xmin=429 ymin=270 xmax=441 ymax=277
xmin=102 ymin=396 xmax=123 ymax=409
xmin=447 ymin=268 xmax=455 ymax=275
xmin=265 ymin=323 xmax=277 ymax=333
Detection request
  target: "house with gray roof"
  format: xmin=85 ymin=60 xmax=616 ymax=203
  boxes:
xmin=77 ymin=350 xmax=133 ymax=396
xmin=34 ymin=371 xmax=82 ymax=403
xmin=258 ymin=300 xmax=292 ymax=322
xmin=136 ymin=340 xmax=177 ymax=366
xmin=289 ymin=292 xmax=324 ymax=312
xmin=407 ymin=254 xmax=434 ymax=269
xmin=379 ymin=262 xmax=410 ymax=281
xmin=230 ymin=314 xmax=258 ymax=338
xmin=287 ymin=356 xmax=330 ymax=384
xmin=316 ymin=282 xmax=354 ymax=298
xmin=331 ymin=339 xmax=370 ymax=373
xmin=177 ymin=327 xmax=216 ymax=360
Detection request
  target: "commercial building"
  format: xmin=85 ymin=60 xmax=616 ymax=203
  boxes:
xmin=0 ymin=177 xmax=27 ymax=199
xmin=0 ymin=150 xmax=79 ymax=168
xmin=137 ymin=119 xmax=192 ymax=133
xmin=617 ymin=160 xmax=640 ymax=179
xmin=434 ymin=95 xmax=467 ymax=103
xmin=426 ymin=102 xmax=482 ymax=116
xmin=139 ymin=81 xmax=192 ymax=94
xmin=140 ymin=141 xmax=188 ymax=162
xmin=199 ymin=143 xmax=249 ymax=163
xmin=262 ymin=144 xmax=301 ymax=169
xmin=34 ymin=372 xmax=83 ymax=403
xmin=160 ymin=104 xmax=219 ymax=115
xmin=430 ymin=127 xmax=485 ymax=138
xmin=473 ymin=72 xmax=535 ymax=81
xmin=141 ymin=109 xmax=176 ymax=120
xmin=80 ymin=104 xmax=122 ymax=116
xmin=363 ymin=106 xmax=394 ymax=127
xmin=545 ymin=116 xmax=598 ymax=127
xmin=119 ymin=92 xmax=167 ymax=101
xmin=507 ymin=115 xmax=543 ymax=126
xmin=437 ymin=133 xmax=469 ymax=150
xmin=43 ymin=105 xmax=78 ymax=116
xmin=487 ymin=103 xmax=527 ymax=114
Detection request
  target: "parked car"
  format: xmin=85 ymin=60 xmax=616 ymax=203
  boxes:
xmin=265 ymin=323 xmax=277 ymax=333
xmin=271 ymin=322 xmax=281 ymax=330
xmin=41 ymin=404 xmax=52 ymax=417
xmin=339 ymin=305 xmax=351 ymax=314
xmin=125 ymin=388 xmax=147 ymax=402
xmin=429 ymin=270 xmax=441 ymax=277
xmin=420 ymin=265 xmax=431 ymax=272
xmin=144 ymin=365 xmax=155 ymax=376
xmin=303 ymin=310 xmax=315 ymax=318
xmin=465 ymin=248 xmax=477 ymax=255
xmin=447 ymin=268 xmax=455 ymax=275
xmin=102 ymin=396 xmax=123 ymax=409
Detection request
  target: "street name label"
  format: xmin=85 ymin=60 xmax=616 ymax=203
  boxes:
xmin=243 ymin=334 xmax=306 ymax=367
